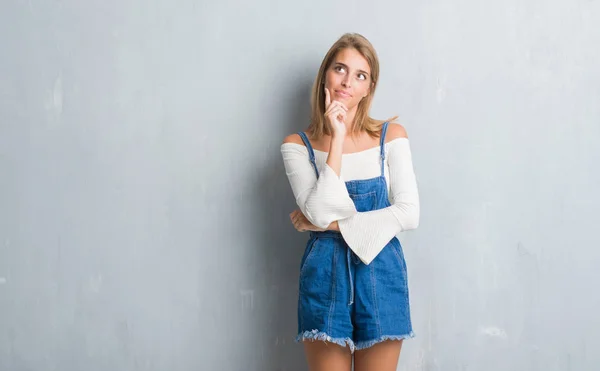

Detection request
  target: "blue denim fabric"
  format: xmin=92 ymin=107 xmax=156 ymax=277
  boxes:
xmin=295 ymin=123 xmax=414 ymax=353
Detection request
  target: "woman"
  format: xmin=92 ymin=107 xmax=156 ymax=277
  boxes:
xmin=280 ymin=33 xmax=420 ymax=371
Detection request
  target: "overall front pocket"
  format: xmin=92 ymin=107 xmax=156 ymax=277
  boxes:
xmin=349 ymin=191 xmax=377 ymax=212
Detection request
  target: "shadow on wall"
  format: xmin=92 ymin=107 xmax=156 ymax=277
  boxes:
xmin=253 ymin=77 xmax=315 ymax=371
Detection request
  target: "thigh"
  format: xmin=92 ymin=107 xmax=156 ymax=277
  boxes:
xmin=354 ymin=340 xmax=403 ymax=371
xmin=304 ymin=341 xmax=352 ymax=371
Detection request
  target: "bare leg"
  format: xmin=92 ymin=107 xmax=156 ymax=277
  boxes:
xmin=303 ymin=341 xmax=352 ymax=371
xmin=354 ymin=340 xmax=403 ymax=371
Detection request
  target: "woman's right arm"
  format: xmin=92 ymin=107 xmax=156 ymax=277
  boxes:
xmin=323 ymin=88 xmax=346 ymax=177
xmin=281 ymin=135 xmax=357 ymax=229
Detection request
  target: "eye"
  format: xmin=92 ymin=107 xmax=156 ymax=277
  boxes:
xmin=357 ymin=73 xmax=367 ymax=80
xmin=334 ymin=65 xmax=345 ymax=73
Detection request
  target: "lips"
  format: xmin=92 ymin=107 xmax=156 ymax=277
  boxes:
xmin=335 ymin=90 xmax=352 ymax=98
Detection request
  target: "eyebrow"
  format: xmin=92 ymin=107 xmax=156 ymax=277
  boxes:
xmin=333 ymin=62 xmax=370 ymax=76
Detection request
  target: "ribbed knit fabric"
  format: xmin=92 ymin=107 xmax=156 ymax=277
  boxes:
xmin=281 ymin=138 xmax=419 ymax=264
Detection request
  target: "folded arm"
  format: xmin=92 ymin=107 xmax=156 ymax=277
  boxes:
xmin=281 ymin=135 xmax=357 ymax=229
xmin=338 ymin=126 xmax=420 ymax=264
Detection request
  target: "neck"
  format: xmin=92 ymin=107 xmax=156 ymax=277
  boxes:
xmin=344 ymin=106 xmax=358 ymax=132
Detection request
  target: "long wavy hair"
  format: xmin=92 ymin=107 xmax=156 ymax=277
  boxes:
xmin=307 ymin=33 xmax=398 ymax=139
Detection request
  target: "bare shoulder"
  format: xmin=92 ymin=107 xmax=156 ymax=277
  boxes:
xmin=385 ymin=122 xmax=408 ymax=142
xmin=282 ymin=133 xmax=304 ymax=145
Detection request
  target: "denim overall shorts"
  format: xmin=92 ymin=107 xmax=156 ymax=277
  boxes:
xmin=295 ymin=122 xmax=414 ymax=353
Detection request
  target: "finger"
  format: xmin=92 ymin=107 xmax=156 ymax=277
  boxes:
xmin=324 ymin=88 xmax=331 ymax=108
xmin=333 ymin=111 xmax=346 ymax=125
xmin=326 ymin=104 xmax=349 ymax=118
xmin=325 ymin=104 xmax=346 ymax=116
xmin=290 ymin=215 xmax=299 ymax=227
xmin=333 ymin=101 xmax=348 ymax=111
xmin=325 ymin=101 xmax=347 ymax=115
xmin=327 ymin=107 xmax=346 ymax=121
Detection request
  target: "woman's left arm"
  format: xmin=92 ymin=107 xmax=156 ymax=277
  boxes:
xmin=337 ymin=125 xmax=420 ymax=265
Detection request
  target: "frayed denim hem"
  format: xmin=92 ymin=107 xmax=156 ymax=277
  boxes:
xmin=354 ymin=331 xmax=416 ymax=351
xmin=296 ymin=329 xmax=356 ymax=353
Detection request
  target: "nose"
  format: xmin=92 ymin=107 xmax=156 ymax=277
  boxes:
xmin=342 ymin=75 xmax=351 ymax=88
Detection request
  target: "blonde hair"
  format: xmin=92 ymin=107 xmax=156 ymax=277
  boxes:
xmin=307 ymin=33 xmax=397 ymax=139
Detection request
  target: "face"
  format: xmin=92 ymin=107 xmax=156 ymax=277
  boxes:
xmin=324 ymin=47 xmax=372 ymax=109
